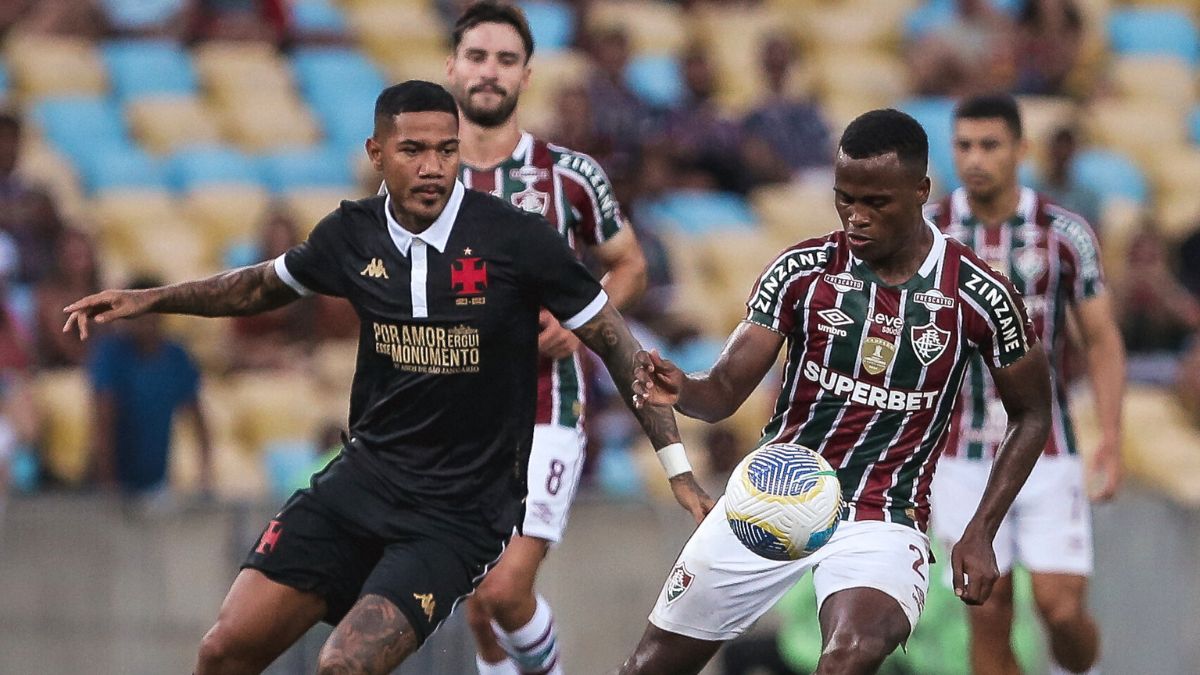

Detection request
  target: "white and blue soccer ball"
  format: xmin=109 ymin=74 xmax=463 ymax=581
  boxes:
xmin=724 ymin=442 xmax=843 ymax=561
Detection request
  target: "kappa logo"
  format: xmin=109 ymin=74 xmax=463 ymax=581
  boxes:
xmin=360 ymin=258 xmax=389 ymax=279
xmin=825 ymin=272 xmax=863 ymax=293
xmin=914 ymin=289 xmax=954 ymax=312
xmin=412 ymin=593 xmax=437 ymax=622
xmin=665 ymin=563 xmax=695 ymax=604
xmin=910 ymin=322 xmax=951 ymax=366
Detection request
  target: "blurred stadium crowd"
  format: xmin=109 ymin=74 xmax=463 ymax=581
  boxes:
xmin=0 ymin=0 xmax=1197 ymax=519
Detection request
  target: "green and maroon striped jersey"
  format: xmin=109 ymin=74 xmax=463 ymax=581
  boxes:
xmin=460 ymin=132 xmax=626 ymax=429
xmin=928 ymin=187 xmax=1103 ymax=460
xmin=746 ymin=223 xmax=1036 ymax=531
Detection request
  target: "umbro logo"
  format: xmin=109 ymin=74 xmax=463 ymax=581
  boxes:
xmin=360 ymin=258 xmax=389 ymax=279
xmin=817 ymin=309 xmax=854 ymax=326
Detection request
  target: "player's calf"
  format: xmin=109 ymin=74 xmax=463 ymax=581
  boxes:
xmin=1032 ymin=573 xmax=1098 ymax=673
xmin=966 ymin=575 xmax=1020 ymax=675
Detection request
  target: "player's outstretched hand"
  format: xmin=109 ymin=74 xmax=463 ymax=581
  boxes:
xmin=950 ymin=530 xmax=999 ymax=606
xmin=632 ymin=349 xmax=683 ymax=409
xmin=537 ymin=308 xmax=581 ymax=360
xmin=62 ymin=288 xmax=157 ymax=340
xmin=1087 ymin=438 xmax=1122 ymax=502
xmin=669 ymin=472 xmax=715 ymax=524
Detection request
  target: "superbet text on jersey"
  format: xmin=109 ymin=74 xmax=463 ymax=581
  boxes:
xmin=745 ymin=224 xmax=1036 ymax=531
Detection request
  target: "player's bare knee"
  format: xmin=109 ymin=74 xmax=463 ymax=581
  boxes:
xmin=195 ymin=623 xmax=245 ymax=671
xmin=1037 ymin=593 xmax=1087 ymax=632
xmin=818 ymin=631 xmax=901 ymax=674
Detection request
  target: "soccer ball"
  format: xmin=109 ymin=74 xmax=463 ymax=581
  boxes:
xmin=724 ymin=443 xmax=843 ymax=561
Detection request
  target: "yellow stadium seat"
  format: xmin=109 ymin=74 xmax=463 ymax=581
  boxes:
xmin=168 ymin=379 xmax=242 ymax=493
xmin=282 ymin=188 xmax=358 ymax=230
xmin=820 ymin=94 xmax=885 ymax=135
xmin=181 ymin=185 xmax=272 ymax=255
xmin=813 ymin=51 xmax=910 ymax=105
xmin=17 ymin=138 xmax=87 ymax=225
xmin=751 ymin=181 xmax=841 ymax=248
xmin=348 ymin=3 xmax=446 ymax=66
xmin=92 ymin=188 xmax=180 ymax=232
xmin=311 ymin=339 xmax=358 ymax=403
xmin=1084 ymin=99 xmax=1185 ymax=168
xmin=227 ymin=371 xmax=324 ymax=452
xmin=586 ymin=1 xmax=688 ymax=57
xmin=194 ymin=41 xmax=294 ymax=105
xmin=1016 ymin=96 xmax=1079 ymax=144
xmin=1110 ymin=55 xmax=1196 ymax=113
xmin=380 ymin=45 xmax=449 ymax=84
xmin=219 ymin=96 xmax=321 ymax=151
xmin=126 ymin=96 xmax=225 ymax=155
xmin=801 ymin=1 xmax=909 ymax=51
xmin=1144 ymin=146 xmax=1200 ymax=196
xmin=5 ymin=35 xmax=107 ymax=98
xmin=523 ymin=50 xmax=593 ymax=113
xmin=691 ymin=5 xmax=790 ymax=113
xmin=125 ymin=218 xmax=214 ymax=283
xmin=33 ymin=369 xmax=92 ymax=486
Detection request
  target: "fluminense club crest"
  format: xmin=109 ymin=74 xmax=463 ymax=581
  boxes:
xmin=511 ymin=187 xmax=549 ymax=215
xmin=910 ymin=322 xmax=951 ymax=366
xmin=665 ymin=562 xmax=695 ymax=604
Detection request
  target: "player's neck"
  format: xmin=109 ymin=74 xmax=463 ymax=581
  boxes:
xmin=965 ymin=181 xmax=1021 ymax=227
xmin=869 ymin=220 xmax=934 ymax=286
xmin=460 ymin=117 xmax=523 ymax=169
xmin=388 ymin=199 xmax=435 ymax=235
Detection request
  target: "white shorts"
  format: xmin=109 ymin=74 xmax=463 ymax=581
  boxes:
xmin=649 ymin=496 xmax=932 ymax=641
xmin=521 ymin=424 xmax=587 ymax=543
xmin=931 ymin=454 xmax=1093 ymax=577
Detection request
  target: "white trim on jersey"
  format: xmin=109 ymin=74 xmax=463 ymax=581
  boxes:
xmin=273 ymin=254 xmax=313 ymax=297
xmin=555 ymin=167 xmax=605 ymax=240
xmin=561 ymin=290 xmax=609 ymax=330
xmin=383 ymin=181 xmax=464 ymax=254
xmin=410 ymin=240 xmax=429 ymax=318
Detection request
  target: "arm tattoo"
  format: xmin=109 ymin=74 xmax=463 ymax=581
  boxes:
xmin=149 ymin=261 xmax=299 ymax=317
xmin=575 ymin=304 xmax=682 ymax=448
xmin=320 ymin=594 xmax=417 ymax=674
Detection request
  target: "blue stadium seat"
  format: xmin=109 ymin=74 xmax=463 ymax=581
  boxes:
xmin=102 ymin=39 xmax=198 ymax=101
xmin=308 ymin=87 xmax=378 ymax=155
xmin=168 ymin=145 xmax=262 ymax=191
xmin=1072 ymin=149 xmax=1147 ymax=205
xmin=641 ymin=190 xmax=757 ymax=235
xmin=0 ymin=62 xmax=8 ymax=99
xmin=102 ymin=0 xmax=183 ymax=32
xmin=291 ymin=0 xmax=346 ymax=32
xmin=626 ymin=55 xmax=684 ymax=109
xmin=258 ymin=145 xmax=354 ymax=194
xmin=1109 ymin=8 xmax=1200 ymax=65
xmin=896 ymin=97 xmax=957 ymax=190
xmin=519 ymin=1 xmax=575 ymax=52
xmin=32 ymin=96 xmax=132 ymax=164
xmin=78 ymin=146 xmax=168 ymax=193
xmin=1188 ymin=105 xmax=1200 ymax=145
xmin=292 ymin=48 xmax=386 ymax=104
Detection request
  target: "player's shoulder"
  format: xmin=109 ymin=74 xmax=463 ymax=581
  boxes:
xmin=1034 ymin=192 xmax=1100 ymax=249
xmin=922 ymin=193 xmax=954 ymax=228
xmin=756 ymin=231 xmax=844 ymax=284
xmin=544 ymin=139 xmax=610 ymax=180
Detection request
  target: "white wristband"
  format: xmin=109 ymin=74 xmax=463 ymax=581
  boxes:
xmin=656 ymin=443 xmax=692 ymax=479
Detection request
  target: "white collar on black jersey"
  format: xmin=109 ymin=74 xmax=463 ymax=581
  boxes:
xmin=384 ymin=179 xmax=466 ymax=256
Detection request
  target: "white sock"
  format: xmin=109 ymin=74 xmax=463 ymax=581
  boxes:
xmin=476 ymin=654 xmax=519 ymax=675
xmin=1049 ymin=663 xmax=1100 ymax=675
xmin=493 ymin=594 xmax=563 ymax=675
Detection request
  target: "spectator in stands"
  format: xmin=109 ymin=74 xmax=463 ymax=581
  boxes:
xmin=549 ymin=83 xmax=617 ymax=175
xmin=0 ymin=111 xmax=65 ymax=284
xmin=187 ymin=0 xmax=290 ymax=47
xmin=34 ymin=229 xmax=101 ymax=369
xmin=907 ymin=0 xmax=1015 ymax=96
xmin=1032 ymin=125 xmax=1102 ymax=227
xmin=101 ymin=0 xmax=190 ymax=40
xmin=0 ymin=362 xmax=36 ymax=527
xmin=1178 ymin=227 xmax=1200 ymax=299
xmin=1014 ymin=0 xmax=1084 ymax=96
xmin=662 ymin=44 xmax=750 ymax=193
xmin=228 ymin=209 xmax=314 ymax=370
xmin=1 ymin=0 xmax=110 ymax=39
xmin=741 ymin=33 xmax=832 ymax=186
xmin=1115 ymin=227 xmax=1200 ymax=353
xmin=87 ymin=275 xmax=213 ymax=513
xmin=585 ymin=26 xmax=654 ymax=156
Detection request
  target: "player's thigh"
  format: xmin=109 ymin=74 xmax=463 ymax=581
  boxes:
xmin=360 ymin=520 xmax=507 ymax=646
xmin=650 ymin=496 xmax=816 ymax=642
xmin=931 ymin=456 xmax=1016 ymax=575
xmin=475 ymin=534 xmax=549 ymax=604
xmin=812 ymin=520 xmax=932 ymax=638
xmin=320 ymin=593 xmax=420 ymax=674
xmin=817 ymin=587 xmax=912 ymax=657
xmin=199 ymin=568 xmax=326 ymax=668
xmin=1013 ymin=455 xmax=1093 ymax=576
xmin=619 ymin=623 xmax=722 ymax=675
xmin=522 ymin=423 xmax=586 ymax=543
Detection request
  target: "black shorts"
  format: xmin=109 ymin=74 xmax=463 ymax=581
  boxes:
xmin=242 ymin=481 xmax=509 ymax=643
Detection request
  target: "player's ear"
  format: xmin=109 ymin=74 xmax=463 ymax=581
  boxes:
xmin=365 ymin=137 xmax=384 ymax=172
xmin=917 ymin=175 xmax=931 ymax=205
xmin=445 ymin=53 xmax=455 ymax=80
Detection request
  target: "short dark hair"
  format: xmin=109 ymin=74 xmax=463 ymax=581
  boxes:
xmin=954 ymin=93 xmax=1023 ymax=139
xmin=839 ymin=109 xmax=929 ymax=175
xmin=374 ymin=80 xmax=459 ymax=136
xmin=453 ymin=1 xmax=535 ymax=62
xmin=0 ymin=109 xmax=20 ymax=135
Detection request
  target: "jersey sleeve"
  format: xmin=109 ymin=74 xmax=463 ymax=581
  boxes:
xmin=557 ymin=151 xmax=625 ymax=246
xmin=275 ymin=207 xmax=347 ymax=298
xmin=1050 ymin=208 xmax=1105 ymax=303
xmin=518 ymin=213 xmax=607 ymax=329
xmin=744 ymin=248 xmax=818 ymax=335
xmin=959 ymin=257 xmax=1038 ymax=369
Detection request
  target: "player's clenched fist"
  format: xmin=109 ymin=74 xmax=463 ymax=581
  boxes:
xmin=62 ymin=288 xmax=158 ymax=340
xmin=632 ymin=349 xmax=683 ymax=409
xmin=950 ymin=530 xmax=999 ymax=606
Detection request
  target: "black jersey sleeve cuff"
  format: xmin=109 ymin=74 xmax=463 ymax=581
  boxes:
xmin=560 ymin=290 xmax=609 ymax=330
xmin=274 ymin=255 xmax=314 ymax=297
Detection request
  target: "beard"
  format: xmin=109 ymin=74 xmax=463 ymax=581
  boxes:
xmin=460 ymin=85 xmax=520 ymax=128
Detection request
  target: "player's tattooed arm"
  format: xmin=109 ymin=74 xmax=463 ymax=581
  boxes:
xmin=952 ymin=342 xmax=1052 ymax=606
xmin=62 ymin=261 xmax=299 ymax=339
xmin=575 ymin=303 xmax=681 ymax=449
